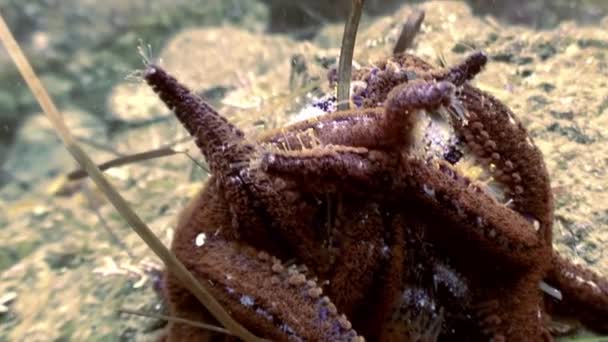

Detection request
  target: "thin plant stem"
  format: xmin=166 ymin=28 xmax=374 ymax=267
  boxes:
xmin=393 ymin=10 xmax=425 ymax=55
xmin=119 ymin=308 xmax=233 ymax=336
xmin=68 ymin=146 xmax=181 ymax=180
xmin=0 ymin=12 xmax=265 ymax=342
xmin=336 ymin=0 xmax=365 ymax=111
xmin=67 ymin=136 xmax=198 ymax=180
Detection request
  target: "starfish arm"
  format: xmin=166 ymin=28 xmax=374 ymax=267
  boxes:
xmin=546 ymin=253 xmax=608 ymax=332
xmin=473 ymin=272 xmax=552 ymax=341
xmin=397 ymin=158 xmax=543 ymax=267
xmin=431 ymin=51 xmax=488 ymax=86
xmin=260 ymin=145 xmax=396 ymax=192
xmin=143 ymin=65 xmax=359 ymax=267
xmin=145 ymin=64 xmax=287 ymax=244
xmin=383 ymin=79 xmax=454 ymax=146
xmin=354 ymin=65 xmax=418 ymax=107
xmin=262 ymin=145 xmax=541 ymax=267
xmin=260 ymin=107 xmax=393 ymax=150
xmin=261 ymin=79 xmax=455 ymax=154
xmin=167 ymin=187 xmax=362 ymax=341
xmin=349 ymin=52 xmax=484 ymax=108
xmin=455 ymin=85 xmax=554 ymax=244
xmin=165 ymin=237 xmax=362 ymax=341
xmin=144 ymin=64 xmax=253 ymax=175
xmin=325 ymin=202 xmax=388 ymax=317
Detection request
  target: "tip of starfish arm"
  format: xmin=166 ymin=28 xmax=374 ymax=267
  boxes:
xmin=144 ymin=65 xmax=157 ymax=75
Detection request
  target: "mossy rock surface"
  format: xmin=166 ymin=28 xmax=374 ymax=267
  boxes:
xmin=0 ymin=1 xmax=607 ymax=340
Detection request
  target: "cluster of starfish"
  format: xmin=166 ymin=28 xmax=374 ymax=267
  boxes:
xmin=143 ymin=41 xmax=608 ymax=340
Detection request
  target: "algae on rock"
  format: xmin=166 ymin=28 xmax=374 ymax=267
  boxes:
xmin=0 ymin=1 xmax=607 ymax=340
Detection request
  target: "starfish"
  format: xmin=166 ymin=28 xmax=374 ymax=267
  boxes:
xmin=143 ymin=47 xmax=608 ymax=340
xmin=260 ymin=52 xmax=608 ymax=339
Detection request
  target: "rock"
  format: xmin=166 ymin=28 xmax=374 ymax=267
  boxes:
xmin=260 ymin=0 xmax=404 ymax=38
xmin=0 ymin=291 xmax=17 ymax=315
xmin=44 ymin=249 xmax=86 ymax=271
xmin=0 ymin=239 xmax=40 ymax=273
xmin=1 ymin=110 xmax=105 ymax=198
xmin=109 ymin=27 xmax=328 ymax=133
xmin=0 ymin=0 xmax=268 ymax=161
xmin=2 ymin=1 xmax=608 ymax=340
xmin=261 ymin=0 xmax=608 ymax=37
xmin=468 ymin=0 xmax=608 ymax=28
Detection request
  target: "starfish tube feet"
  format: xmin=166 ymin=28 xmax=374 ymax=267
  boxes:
xmin=165 ymin=237 xmax=362 ymax=341
xmin=455 ymin=86 xmax=553 ymax=244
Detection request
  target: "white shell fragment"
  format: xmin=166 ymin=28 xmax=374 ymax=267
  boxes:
xmin=0 ymin=291 xmax=17 ymax=314
xmin=195 ymin=232 xmax=207 ymax=247
xmin=539 ymin=280 xmax=563 ymax=301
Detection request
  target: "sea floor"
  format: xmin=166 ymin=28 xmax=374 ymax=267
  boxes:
xmin=0 ymin=1 xmax=607 ymax=340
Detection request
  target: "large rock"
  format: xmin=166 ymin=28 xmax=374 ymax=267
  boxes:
xmin=0 ymin=0 xmax=268 ymax=166
xmin=109 ymin=26 xmax=328 ymax=134
xmin=261 ymin=0 xmax=608 ymax=37
xmin=1 ymin=110 xmax=106 ymax=199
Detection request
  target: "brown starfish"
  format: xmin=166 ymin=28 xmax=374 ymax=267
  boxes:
xmin=145 ymin=64 xmax=365 ymax=341
xmin=260 ymin=52 xmax=608 ymax=339
xmin=144 ymin=48 xmax=608 ymax=340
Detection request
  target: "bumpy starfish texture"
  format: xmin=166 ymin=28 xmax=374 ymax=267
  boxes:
xmin=260 ymin=54 xmax=550 ymax=340
xmin=145 ymin=64 xmax=362 ymax=341
xmin=145 ymin=48 xmax=608 ymax=341
xmin=547 ymin=254 xmax=608 ymax=333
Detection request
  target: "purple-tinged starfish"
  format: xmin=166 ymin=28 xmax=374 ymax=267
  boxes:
xmin=144 ymin=47 xmax=608 ymax=340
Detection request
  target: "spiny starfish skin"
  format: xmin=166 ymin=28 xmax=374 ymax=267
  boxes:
xmin=547 ymin=254 xmax=608 ymax=333
xmin=145 ymin=64 xmax=363 ymax=341
xmin=259 ymin=52 xmax=607 ymax=339
xmin=144 ymin=48 xmax=608 ymax=341
xmin=260 ymin=56 xmax=551 ymax=339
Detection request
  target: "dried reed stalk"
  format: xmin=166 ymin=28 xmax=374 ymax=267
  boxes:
xmin=0 ymin=11 xmax=265 ymax=342
xmin=337 ymin=0 xmax=365 ymax=110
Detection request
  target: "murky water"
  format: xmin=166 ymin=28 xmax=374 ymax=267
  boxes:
xmin=0 ymin=1 xmax=607 ymax=340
